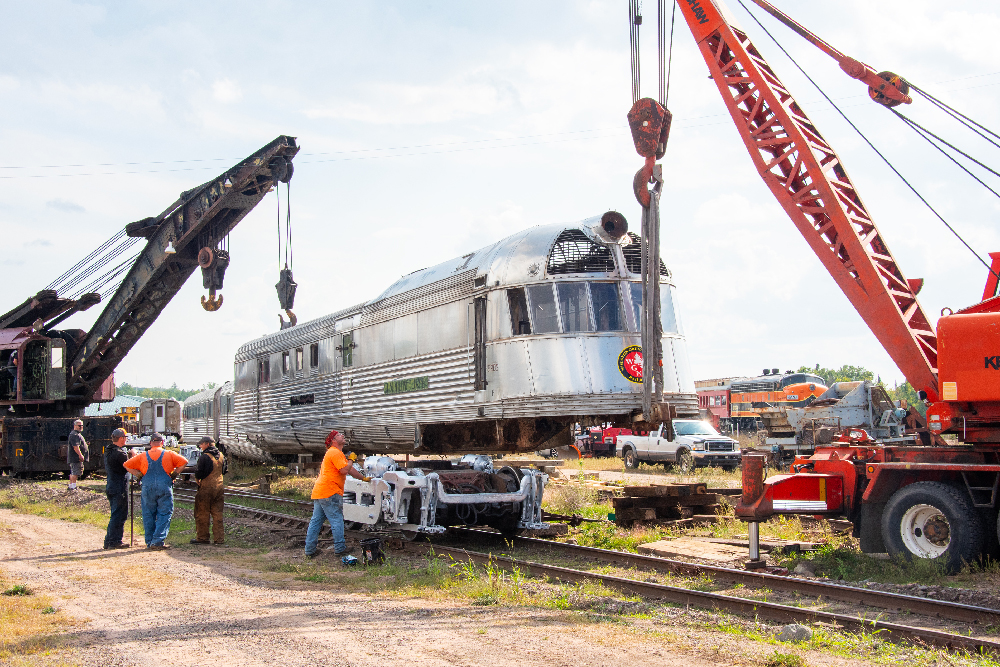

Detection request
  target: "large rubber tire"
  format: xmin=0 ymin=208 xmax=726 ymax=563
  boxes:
xmin=623 ymin=448 xmax=638 ymax=469
xmin=881 ymin=481 xmax=984 ymax=572
xmin=676 ymin=449 xmax=694 ymax=474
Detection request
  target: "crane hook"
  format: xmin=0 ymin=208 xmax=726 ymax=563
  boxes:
xmin=201 ymin=289 xmax=223 ymax=312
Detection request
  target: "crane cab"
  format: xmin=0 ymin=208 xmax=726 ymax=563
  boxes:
xmin=0 ymin=328 xmax=68 ymax=407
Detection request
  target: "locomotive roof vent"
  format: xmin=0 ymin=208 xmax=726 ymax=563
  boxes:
xmin=622 ymin=232 xmax=671 ymax=277
xmin=546 ymin=229 xmax=616 ymax=275
xmin=772 ymin=368 xmax=780 ymax=375
xmin=762 ymin=369 xmax=770 ymax=375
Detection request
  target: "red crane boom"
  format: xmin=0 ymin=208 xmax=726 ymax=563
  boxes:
xmin=672 ymin=0 xmax=940 ymax=400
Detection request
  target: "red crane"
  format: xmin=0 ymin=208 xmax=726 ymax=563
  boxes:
xmin=652 ymin=0 xmax=1000 ymax=569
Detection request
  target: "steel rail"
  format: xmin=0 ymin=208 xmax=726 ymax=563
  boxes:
xmin=413 ymin=543 xmax=1000 ymax=655
xmin=174 ymin=491 xmax=1000 ymax=643
xmin=449 ymin=527 xmax=1000 ymax=627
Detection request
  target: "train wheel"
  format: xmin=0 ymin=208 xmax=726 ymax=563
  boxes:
xmin=881 ymin=482 xmax=984 ymax=572
xmin=623 ymin=448 xmax=638 ymax=469
xmin=676 ymin=449 xmax=694 ymax=474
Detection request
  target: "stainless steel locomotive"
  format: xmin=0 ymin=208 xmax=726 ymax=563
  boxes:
xmin=181 ymin=382 xmax=270 ymax=463
xmin=232 ymin=214 xmax=697 ymax=458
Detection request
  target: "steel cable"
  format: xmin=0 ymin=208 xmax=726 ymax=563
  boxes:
xmin=45 ymin=229 xmax=126 ymax=290
xmin=735 ymin=0 xmax=1000 ymax=283
xmin=909 ymin=84 xmax=1000 ymax=151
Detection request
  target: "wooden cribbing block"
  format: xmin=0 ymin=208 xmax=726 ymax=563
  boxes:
xmin=616 ymin=507 xmax=657 ymax=522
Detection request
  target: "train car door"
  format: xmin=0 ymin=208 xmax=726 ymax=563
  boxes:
xmin=474 ymin=296 xmax=487 ymax=393
xmin=154 ymin=403 xmax=165 ymax=433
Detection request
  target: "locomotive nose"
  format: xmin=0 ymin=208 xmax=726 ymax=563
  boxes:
xmin=600 ymin=211 xmax=628 ymax=241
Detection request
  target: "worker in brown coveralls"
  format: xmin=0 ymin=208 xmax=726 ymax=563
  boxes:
xmin=190 ymin=436 xmax=225 ymax=545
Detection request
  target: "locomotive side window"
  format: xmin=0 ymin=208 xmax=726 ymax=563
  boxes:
xmin=51 ymin=346 xmax=63 ymax=368
xmin=341 ymin=333 xmax=354 ymax=368
xmin=282 ymin=351 xmax=290 ymax=376
xmin=296 ymin=347 xmax=304 ymax=373
xmin=310 ymin=343 xmax=319 ymax=369
xmin=258 ymin=358 xmax=270 ymax=385
xmin=526 ymin=284 xmax=559 ymax=334
xmin=557 ymin=283 xmax=592 ymax=332
xmin=630 ymin=282 xmax=682 ymax=334
xmin=589 ymin=282 xmax=624 ymax=332
xmin=507 ymin=288 xmax=531 ymax=336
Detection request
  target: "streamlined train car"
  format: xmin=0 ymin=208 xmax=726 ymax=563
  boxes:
xmin=233 ymin=214 xmax=698 ymax=459
xmin=181 ymin=382 xmax=270 ymax=462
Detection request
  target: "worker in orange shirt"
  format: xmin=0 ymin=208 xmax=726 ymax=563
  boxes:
xmin=304 ymin=430 xmax=370 ymax=558
xmin=124 ymin=433 xmax=189 ymax=550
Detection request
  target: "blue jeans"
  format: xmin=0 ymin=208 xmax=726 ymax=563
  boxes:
xmin=141 ymin=486 xmax=174 ymax=547
xmin=304 ymin=495 xmax=345 ymax=555
xmin=105 ymin=490 xmax=128 ymax=548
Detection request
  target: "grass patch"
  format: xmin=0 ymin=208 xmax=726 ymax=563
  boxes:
xmin=0 ymin=571 xmax=74 ymax=660
xmin=779 ymin=542 xmax=953 ymax=585
xmin=271 ymin=476 xmax=315 ymax=501
xmin=763 ymin=652 xmax=806 ymax=667
xmin=0 ymin=487 xmax=114 ymax=531
xmin=3 ymin=584 xmax=32 ymax=596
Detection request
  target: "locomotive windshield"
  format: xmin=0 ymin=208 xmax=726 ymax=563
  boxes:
xmin=629 ymin=283 xmax=681 ymax=334
xmin=673 ymin=420 xmax=721 ymax=436
xmin=780 ymin=373 xmax=824 ymax=387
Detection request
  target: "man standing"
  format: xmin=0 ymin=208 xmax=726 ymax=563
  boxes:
xmin=123 ymin=433 xmax=189 ymax=550
xmin=67 ymin=419 xmax=89 ymax=491
xmin=190 ymin=436 xmax=225 ymax=545
xmin=103 ymin=428 xmax=131 ymax=550
xmin=304 ymin=430 xmax=369 ymax=558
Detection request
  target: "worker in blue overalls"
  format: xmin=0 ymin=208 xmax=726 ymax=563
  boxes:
xmin=124 ymin=433 xmax=190 ymax=550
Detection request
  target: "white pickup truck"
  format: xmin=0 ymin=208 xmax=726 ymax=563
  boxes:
xmin=617 ymin=419 xmax=741 ymax=472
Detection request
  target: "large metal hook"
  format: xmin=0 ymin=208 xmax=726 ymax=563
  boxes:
xmin=201 ymin=289 xmax=224 ymax=312
xmin=278 ymin=309 xmax=297 ymax=329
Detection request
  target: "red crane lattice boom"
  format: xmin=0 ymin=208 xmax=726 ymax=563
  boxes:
xmin=673 ymin=0 xmax=940 ymax=400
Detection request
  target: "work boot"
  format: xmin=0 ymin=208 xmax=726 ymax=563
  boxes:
xmin=333 ymin=546 xmax=355 ymax=556
xmin=148 ymin=544 xmax=171 ymax=551
xmin=190 ymin=539 xmax=210 ymax=544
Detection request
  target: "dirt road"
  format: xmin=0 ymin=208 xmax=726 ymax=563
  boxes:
xmin=1 ymin=509 xmax=742 ymax=667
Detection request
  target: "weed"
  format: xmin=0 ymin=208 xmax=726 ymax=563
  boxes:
xmin=3 ymin=584 xmax=32 ymax=596
xmin=545 ymin=483 xmax=598 ymax=514
xmin=41 ymin=606 xmax=56 ymax=615
xmin=763 ymin=652 xmax=805 ymax=667
xmin=295 ymin=574 xmax=329 ymax=583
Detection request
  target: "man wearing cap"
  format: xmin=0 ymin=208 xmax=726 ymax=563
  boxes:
xmin=67 ymin=419 xmax=89 ymax=491
xmin=123 ymin=433 xmax=189 ymax=550
xmin=103 ymin=428 xmax=131 ymax=549
xmin=304 ymin=430 xmax=370 ymax=558
xmin=190 ymin=436 xmax=225 ymax=545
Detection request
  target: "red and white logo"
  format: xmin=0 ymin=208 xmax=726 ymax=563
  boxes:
xmin=618 ymin=345 xmax=643 ymax=384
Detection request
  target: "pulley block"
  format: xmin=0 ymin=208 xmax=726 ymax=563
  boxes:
xmin=627 ymin=97 xmax=672 ymax=159
xmin=276 ymin=267 xmax=297 ymax=311
xmin=868 ymin=71 xmax=910 ymax=108
xmin=269 ymin=156 xmax=294 ymax=184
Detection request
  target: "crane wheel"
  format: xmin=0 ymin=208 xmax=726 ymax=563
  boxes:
xmin=881 ymin=481 xmax=984 ymax=572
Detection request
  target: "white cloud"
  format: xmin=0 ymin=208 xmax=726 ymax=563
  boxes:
xmin=212 ymin=79 xmax=242 ymax=104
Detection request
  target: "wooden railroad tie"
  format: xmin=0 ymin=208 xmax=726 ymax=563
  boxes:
xmin=612 ymin=483 xmax=729 ymax=526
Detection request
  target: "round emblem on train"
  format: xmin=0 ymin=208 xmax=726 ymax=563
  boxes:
xmin=618 ymin=345 xmax=643 ymax=383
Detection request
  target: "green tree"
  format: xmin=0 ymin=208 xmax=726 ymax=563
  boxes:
xmin=115 ymin=382 xmax=207 ymax=401
xmin=797 ymin=364 xmax=874 ymax=386
xmin=890 ymin=381 xmax=926 ymax=416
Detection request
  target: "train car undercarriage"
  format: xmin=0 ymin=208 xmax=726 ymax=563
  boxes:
xmin=343 ymin=455 xmax=547 ymax=536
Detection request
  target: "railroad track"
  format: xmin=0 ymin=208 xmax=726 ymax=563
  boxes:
xmin=172 ymin=490 xmax=1000 ymax=655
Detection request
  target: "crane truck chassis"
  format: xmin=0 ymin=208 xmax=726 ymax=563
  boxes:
xmin=656 ymin=0 xmax=1000 ymax=569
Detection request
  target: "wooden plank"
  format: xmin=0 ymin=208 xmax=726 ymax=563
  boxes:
xmin=616 ymin=507 xmax=657 ymax=522
xmin=674 ymin=493 xmax=719 ymax=506
xmin=622 ymin=485 xmax=674 ymax=497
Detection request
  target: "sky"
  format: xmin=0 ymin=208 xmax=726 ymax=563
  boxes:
xmin=1 ymin=0 xmax=998 ymax=391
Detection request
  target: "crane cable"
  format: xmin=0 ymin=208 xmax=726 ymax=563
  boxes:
xmin=659 ymin=0 xmax=676 ymax=108
xmin=735 ymin=0 xmax=1000 ymax=284
xmin=629 ymin=0 xmax=642 ymax=104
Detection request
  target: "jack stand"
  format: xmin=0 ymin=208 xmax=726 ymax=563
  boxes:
xmin=745 ymin=520 xmax=767 ymax=570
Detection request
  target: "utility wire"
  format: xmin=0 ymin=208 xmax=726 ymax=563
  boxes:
xmin=664 ymin=0 xmax=676 ymax=108
xmin=736 ymin=0 xmax=1000 ymax=284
